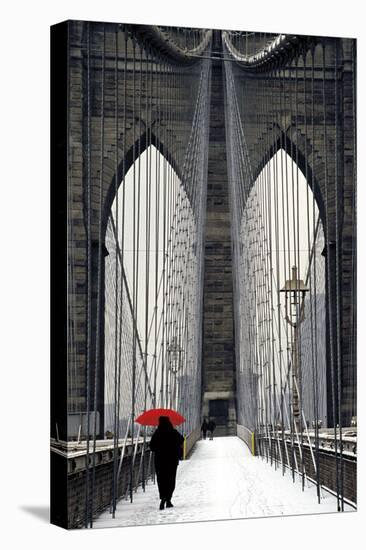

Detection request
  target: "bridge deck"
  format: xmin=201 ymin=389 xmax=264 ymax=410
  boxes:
xmin=94 ymin=436 xmax=353 ymax=528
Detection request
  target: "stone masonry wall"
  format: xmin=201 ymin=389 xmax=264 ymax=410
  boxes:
xmin=202 ymin=51 xmax=236 ymax=435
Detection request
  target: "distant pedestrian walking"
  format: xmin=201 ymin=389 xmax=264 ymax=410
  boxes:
xmin=149 ymin=416 xmax=184 ymax=510
xmin=207 ymin=419 xmax=216 ymax=440
xmin=201 ymin=418 xmax=208 ymax=440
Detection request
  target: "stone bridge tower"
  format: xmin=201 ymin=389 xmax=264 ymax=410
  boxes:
xmin=201 ymin=31 xmax=237 ymax=436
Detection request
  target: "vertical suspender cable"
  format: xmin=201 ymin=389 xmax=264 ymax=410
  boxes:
xmin=304 ymin=45 xmax=320 ymax=502
xmin=115 ymin=23 xmax=126 ymax=508
xmin=270 ymin=58 xmax=281 ymax=469
xmin=112 ymin=24 xmax=120 ymax=518
xmin=131 ymin=40 xmax=144 ymax=493
xmin=115 ymin=26 xmax=129 ymax=503
xmin=276 ymin=59 xmax=287 ymax=475
xmin=322 ymin=41 xmax=338 ymax=511
xmin=85 ymin=21 xmax=92 ymax=529
xmin=269 ymin=60 xmax=279 ymax=469
xmin=155 ymin=50 xmax=162 ymax=409
xmin=310 ymin=45 xmax=321 ymax=502
xmin=153 ymin=51 xmax=159 ymax=410
xmin=294 ymin=54 xmax=306 ymax=490
xmin=334 ymin=38 xmax=344 ymax=511
xmin=264 ymin=65 xmax=273 ymax=466
xmin=280 ymin=63 xmax=290 ymax=470
xmin=142 ymin=44 xmax=151 ymax=492
xmin=162 ymin=56 xmax=168 ymax=408
xmin=130 ymin=35 xmax=138 ymax=502
xmin=285 ymin=57 xmax=296 ymax=482
xmin=90 ymin=23 xmax=106 ymax=528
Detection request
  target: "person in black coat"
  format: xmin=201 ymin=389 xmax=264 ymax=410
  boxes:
xmin=207 ymin=418 xmax=216 ymax=440
xmin=201 ymin=418 xmax=208 ymax=439
xmin=149 ymin=416 xmax=184 ymax=510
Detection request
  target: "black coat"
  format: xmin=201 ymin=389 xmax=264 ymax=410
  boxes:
xmin=149 ymin=427 xmax=184 ymax=466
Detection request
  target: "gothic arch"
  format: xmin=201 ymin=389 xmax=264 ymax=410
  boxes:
xmin=251 ymin=131 xmax=327 ymax=230
xmin=101 ymin=130 xmax=186 ymax=241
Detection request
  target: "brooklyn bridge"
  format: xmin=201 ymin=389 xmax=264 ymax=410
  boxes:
xmin=51 ymin=22 xmax=356 ymax=528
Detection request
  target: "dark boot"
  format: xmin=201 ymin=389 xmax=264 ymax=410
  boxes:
xmin=166 ymin=501 xmax=174 ymax=508
xmin=159 ymin=499 xmax=165 ymax=510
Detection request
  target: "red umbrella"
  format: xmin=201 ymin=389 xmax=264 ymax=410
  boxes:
xmin=135 ymin=408 xmax=185 ymax=426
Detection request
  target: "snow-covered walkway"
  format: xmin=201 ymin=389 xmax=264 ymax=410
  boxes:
xmin=94 ymin=436 xmax=353 ymax=528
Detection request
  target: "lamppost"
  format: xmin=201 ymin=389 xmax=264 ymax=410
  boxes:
xmin=280 ymin=266 xmax=309 ymax=432
xmin=167 ymin=337 xmax=184 ymax=410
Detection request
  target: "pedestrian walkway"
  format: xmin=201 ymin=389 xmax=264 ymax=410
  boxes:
xmin=94 ymin=436 xmax=354 ymax=528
